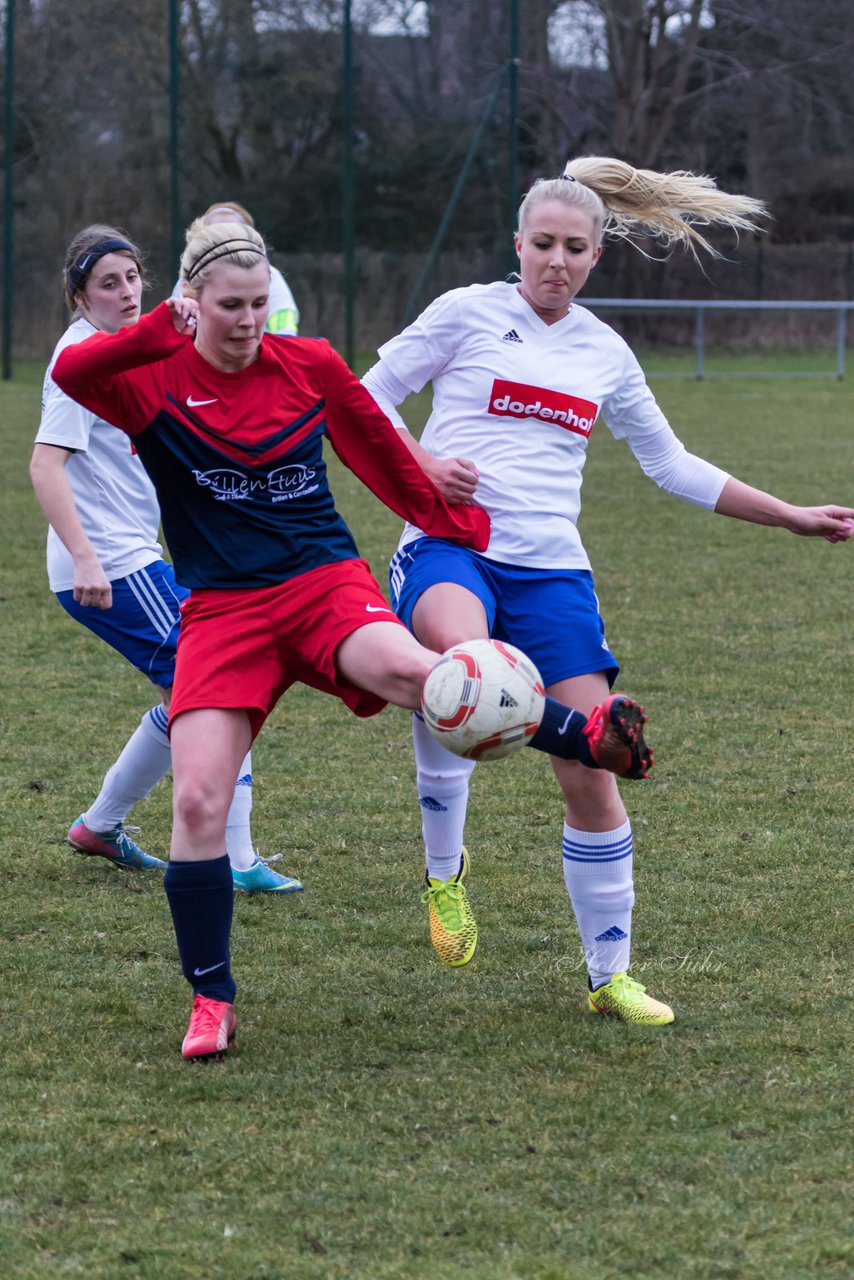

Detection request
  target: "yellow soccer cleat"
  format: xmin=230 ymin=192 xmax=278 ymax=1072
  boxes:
xmin=587 ymin=971 xmax=674 ymax=1025
xmin=420 ymin=849 xmax=478 ymax=967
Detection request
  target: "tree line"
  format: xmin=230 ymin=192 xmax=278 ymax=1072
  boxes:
xmin=3 ymin=0 xmax=854 ymax=356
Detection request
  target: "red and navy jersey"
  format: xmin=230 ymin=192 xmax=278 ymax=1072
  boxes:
xmin=52 ymin=304 xmax=490 ymax=589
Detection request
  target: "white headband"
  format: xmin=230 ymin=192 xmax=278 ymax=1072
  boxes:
xmin=206 ymin=207 xmax=249 ymax=224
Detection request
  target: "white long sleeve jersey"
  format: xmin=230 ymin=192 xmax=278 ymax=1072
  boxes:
xmin=364 ymin=281 xmax=730 ymax=571
xmin=36 ymin=319 xmax=163 ymax=592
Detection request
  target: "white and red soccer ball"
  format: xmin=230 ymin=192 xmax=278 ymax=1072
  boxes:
xmin=421 ymin=638 xmax=546 ymax=761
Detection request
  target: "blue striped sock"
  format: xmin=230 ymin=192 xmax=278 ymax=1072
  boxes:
xmin=562 ymin=821 xmax=634 ymax=987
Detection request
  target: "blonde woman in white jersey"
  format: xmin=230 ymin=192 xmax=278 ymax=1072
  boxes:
xmin=363 ymin=157 xmax=854 ymax=1024
xmin=30 ymin=223 xmax=301 ymax=893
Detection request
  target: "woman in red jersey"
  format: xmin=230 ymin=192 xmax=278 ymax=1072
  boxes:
xmin=30 ymin=224 xmax=301 ymax=894
xmin=53 ymin=215 xmax=647 ymax=1061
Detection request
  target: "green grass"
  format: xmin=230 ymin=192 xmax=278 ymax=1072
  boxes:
xmin=633 ymin=345 xmax=848 ymax=379
xmin=2 ymin=353 xmax=853 ymax=1279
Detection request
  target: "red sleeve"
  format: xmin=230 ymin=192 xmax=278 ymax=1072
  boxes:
xmin=51 ymin=303 xmax=189 ymax=436
xmin=320 ymin=345 xmax=490 ymax=552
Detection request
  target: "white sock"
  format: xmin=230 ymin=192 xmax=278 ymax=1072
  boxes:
xmin=225 ymin=753 xmax=256 ymax=871
xmin=84 ymin=705 xmax=171 ymax=831
xmin=562 ymin=820 xmax=634 ymax=989
xmin=413 ymin=712 xmax=475 ymax=881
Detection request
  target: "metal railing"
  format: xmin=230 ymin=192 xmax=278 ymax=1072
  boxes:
xmin=582 ymin=299 xmax=854 ymax=379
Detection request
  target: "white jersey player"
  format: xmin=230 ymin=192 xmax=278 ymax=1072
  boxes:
xmin=30 ymin=222 xmax=302 ymax=893
xmin=171 ymin=200 xmax=299 ymax=336
xmin=363 ymin=156 xmax=854 ymax=1025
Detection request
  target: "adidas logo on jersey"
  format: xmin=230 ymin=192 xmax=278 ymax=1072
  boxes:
xmin=502 ymin=329 xmax=523 ymax=343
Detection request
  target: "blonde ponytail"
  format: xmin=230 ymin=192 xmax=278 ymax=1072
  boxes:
xmin=564 ymin=156 xmax=768 ymax=256
xmin=518 ymin=157 xmax=768 ymax=258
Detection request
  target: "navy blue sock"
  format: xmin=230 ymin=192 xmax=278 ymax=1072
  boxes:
xmin=164 ymin=855 xmax=236 ymax=1003
xmin=529 ymin=697 xmax=597 ymax=766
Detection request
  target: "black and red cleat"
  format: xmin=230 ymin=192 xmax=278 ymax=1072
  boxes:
xmin=583 ymin=695 xmax=653 ymax=779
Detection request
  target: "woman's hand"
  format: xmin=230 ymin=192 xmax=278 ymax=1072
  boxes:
xmin=422 ymin=455 xmax=480 ymax=504
xmin=166 ymin=296 xmax=198 ymax=335
xmin=72 ymin=553 xmax=113 ymax=609
xmin=787 ymin=506 xmax=854 ymax=542
xmin=715 ymin=479 xmax=854 ymax=542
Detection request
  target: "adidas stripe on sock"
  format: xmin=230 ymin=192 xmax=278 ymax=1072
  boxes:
xmin=562 ymin=820 xmax=634 ymax=988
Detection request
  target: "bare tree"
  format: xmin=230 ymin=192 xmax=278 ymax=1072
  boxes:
xmin=5 ymin=0 xmax=854 ymax=356
xmin=601 ymin=0 xmax=705 ymax=164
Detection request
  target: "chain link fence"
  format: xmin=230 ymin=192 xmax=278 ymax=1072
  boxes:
xmin=10 ymin=241 xmax=854 ymax=362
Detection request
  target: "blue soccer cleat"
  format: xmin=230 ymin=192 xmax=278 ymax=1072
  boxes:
xmin=67 ymin=815 xmax=167 ymax=871
xmin=232 ymin=855 xmax=303 ymax=895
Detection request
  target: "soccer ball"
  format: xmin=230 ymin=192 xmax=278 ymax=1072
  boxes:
xmin=421 ymin=639 xmax=546 ymax=761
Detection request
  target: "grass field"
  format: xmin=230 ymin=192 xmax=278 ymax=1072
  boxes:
xmin=2 ymin=355 xmax=852 ymax=1279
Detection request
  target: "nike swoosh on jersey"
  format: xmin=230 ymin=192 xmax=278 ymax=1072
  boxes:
xmin=187 ymin=395 xmax=218 ymax=407
xmin=365 ymin=604 xmax=393 ymax=613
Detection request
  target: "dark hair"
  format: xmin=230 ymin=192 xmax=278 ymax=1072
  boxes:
xmin=62 ymin=224 xmax=147 ymax=313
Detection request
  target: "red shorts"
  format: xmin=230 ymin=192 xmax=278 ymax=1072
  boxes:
xmin=169 ymin=559 xmax=407 ymax=739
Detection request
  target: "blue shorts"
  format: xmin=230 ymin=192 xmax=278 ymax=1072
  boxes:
xmin=389 ymin=538 xmax=618 ymax=689
xmin=56 ymin=560 xmax=189 ymax=688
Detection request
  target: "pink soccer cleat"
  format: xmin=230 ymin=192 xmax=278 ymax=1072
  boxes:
xmin=181 ymin=995 xmax=237 ymax=1062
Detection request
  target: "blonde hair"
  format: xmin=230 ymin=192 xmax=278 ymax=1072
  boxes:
xmin=202 ymin=200 xmax=255 ymax=227
xmin=519 ymin=156 xmax=768 ymax=258
xmin=179 ymin=217 xmax=268 ymax=294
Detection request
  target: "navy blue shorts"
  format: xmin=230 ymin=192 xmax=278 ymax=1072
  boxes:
xmin=57 ymin=560 xmax=189 ymax=688
xmin=389 ymin=538 xmax=618 ymax=689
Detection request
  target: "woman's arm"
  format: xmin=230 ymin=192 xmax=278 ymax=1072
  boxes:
xmin=611 ymin=363 xmax=854 ymax=541
xmin=362 ymin=360 xmax=479 ymax=504
xmin=714 ymin=477 xmax=854 ymax=540
xmin=266 ymin=268 xmax=299 ymax=336
xmin=391 ymin=424 xmax=479 ymax=505
xmin=51 ymin=300 xmax=194 ymax=429
xmin=325 ymin=348 xmax=490 ymax=551
xmin=29 ymin=444 xmax=112 ymax=607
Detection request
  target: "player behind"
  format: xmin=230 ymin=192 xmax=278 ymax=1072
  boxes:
xmin=362 ymin=156 xmax=854 ymax=1025
xmin=51 ymin=216 xmax=653 ymax=1061
xmin=172 ymin=200 xmax=299 ymax=336
xmin=30 ymin=224 xmax=301 ymax=893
